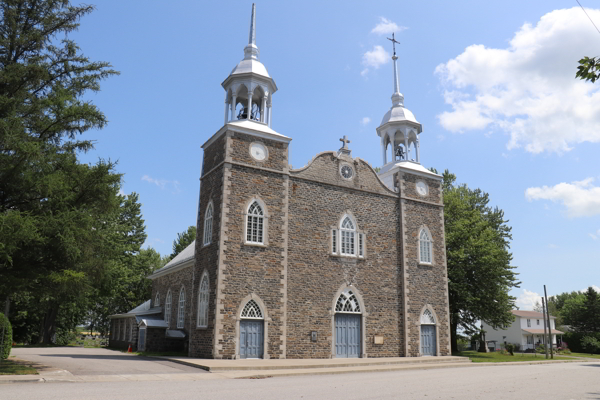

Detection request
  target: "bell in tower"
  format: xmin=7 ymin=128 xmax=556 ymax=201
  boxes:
xmin=221 ymin=3 xmax=278 ymax=128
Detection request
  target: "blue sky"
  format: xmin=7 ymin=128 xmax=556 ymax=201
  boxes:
xmin=74 ymin=1 xmax=600 ymax=309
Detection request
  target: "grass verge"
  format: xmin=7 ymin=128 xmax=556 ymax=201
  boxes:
xmin=568 ymin=352 xmax=600 ymax=359
xmin=456 ymin=350 xmax=576 ymax=363
xmin=0 ymin=358 xmax=39 ymax=375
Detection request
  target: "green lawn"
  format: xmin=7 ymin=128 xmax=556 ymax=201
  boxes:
xmin=568 ymin=352 xmax=600 ymax=359
xmin=0 ymin=358 xmax=39 ymax=375
xmin=457 ymin=351 xmax=576 ymax=363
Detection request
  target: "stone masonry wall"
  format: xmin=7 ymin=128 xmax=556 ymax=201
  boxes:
xmin=151 ymin=266 xmax=194 ymax=340
xmin=189 ymin=142 xmax=225 ymax=358
xmin=397 ymin=172 xmax=451 ymax=356
xmin=214 ymin=130 xmax=289 ymax=359
xmin=287 ymin=152 xmax=403 ymax=358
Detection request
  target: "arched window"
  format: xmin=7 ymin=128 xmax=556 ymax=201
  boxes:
xmin=335 ymin=289 xmax=361 ymax=313
xmin=197 ymin=273 xmax=209 ymax=328
xmin=241 ymin=299 xmax=263 ymax=319
xmin=177 ymin=287 xmax=186 ymax=329
xmin=203 ymin=202 xmax=213 ymax=246
xmin=164 ymin=290 xmax=172 ymax=327
xmin=155 ymin=293 xmax=160 ymax=307
xmin=246 ymin=200 xmax=264 ymax=244
xmin=341 ymin=216 xmax=356 ymax=256
xmin=420 ymin=309 xmax=435 ymax=324
xmin=419 ymin=229 xmax=432 ymax=264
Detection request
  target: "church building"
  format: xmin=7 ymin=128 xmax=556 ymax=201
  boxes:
xmin=109 ymin=4 xmax=451 ymax=360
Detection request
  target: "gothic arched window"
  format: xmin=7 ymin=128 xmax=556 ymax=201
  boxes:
xmin=419 ymin=229 xmax=432 ymax=264
xmin=335 ymin=289 xmax=361 ymax=313
xmin=164 ymin=290 xmax=172 ymax=327
xmin=155 ymin=293 xmax=160 ymax=307
xmin=177 ymin=287 xmax=186 ymax=329
xmin=197 ymin=273 xmax=209 ymax=328
xmin=246 ymin=200 xmax=264 ymax=244
xmin=241 ymin=299 xmax=263 ymax=319
xmin=420 ymin=308 xmax=435 ymax=325
xmin=340 ymin=216 xmax=356 ymax=256
xmin=203 ymin=202 xmax=213 ymax=246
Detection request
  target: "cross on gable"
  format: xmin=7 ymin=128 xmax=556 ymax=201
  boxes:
xmin=339 ymin=135 xmax=351 ymax=149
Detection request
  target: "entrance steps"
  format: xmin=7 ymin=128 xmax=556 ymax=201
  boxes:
xmin=161 ymin=356 xmax=472 ymax=378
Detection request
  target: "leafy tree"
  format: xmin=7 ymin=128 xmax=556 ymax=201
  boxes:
xmin=0 ymin=313 xmax=11 ymax=360
xmin=0 ymin=0 xmax=118 ymax=311
xmin=559 ymin=292 xmax=586 ymax=327
xmin=437 ymin=169 xmax=520 ymax=352
xmin=170 ymin=226 xmax=196 ymax=259
xmin=576 ymin=56 xmax=600 ymax=83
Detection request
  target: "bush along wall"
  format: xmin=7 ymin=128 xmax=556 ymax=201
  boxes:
xmin=0 ymin=313 xmax=12 ymax=360
xmin=562 ymin=332 xmax=600 ymax=354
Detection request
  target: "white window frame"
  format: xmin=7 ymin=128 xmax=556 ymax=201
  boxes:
xmin=240 ymin=299 xmax=264 ymax=319
xmin=155 ymin=293 xmax=160 ymax=307
xmin=419 ymin=228 xmax=433 ymax=264
xmin=331 ymin=214 xmax=365 ymax=258
xmin=164 ymin=290 xmax=172 ymax=328
xmin=203 ymin=201 xmax=213 ymax=246
xmin=129 ymin=319 xmax=133 ymax=341
xmin=245 ymin=199 xmax=265 ymax=245
xmin=177 ymin=287 xmax=186 ymax=329
xmin=527 ymin=319 xmax=531 ymax=327
xmin=197 ymin=272 xmax=209 ymax=328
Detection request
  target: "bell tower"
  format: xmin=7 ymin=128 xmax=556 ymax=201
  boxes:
xmin=221 ymin=3 xmax=277 ymax=127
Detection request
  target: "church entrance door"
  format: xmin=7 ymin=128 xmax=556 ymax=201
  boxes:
xmin=137 ymin=327 xmax=146 ymax=351
xmin=335 ymin=314 xmax=361 ymax=358
xmin=421 ymin=325 xmax=436 ymax=356
xmin=240 ymin=320 xmax=263 ymax=359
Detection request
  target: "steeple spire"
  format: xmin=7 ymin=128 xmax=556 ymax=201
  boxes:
xmin=387 ymin=32 xmax=403 ymax=107
xmin=248 ymin=3 xmax=256 ymax=46
xmin=244 ymin=4 xmax=260 ymax=61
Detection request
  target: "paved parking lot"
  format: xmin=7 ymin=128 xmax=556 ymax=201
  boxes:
xmin=11 ymin=347 xmax=206 ymax=376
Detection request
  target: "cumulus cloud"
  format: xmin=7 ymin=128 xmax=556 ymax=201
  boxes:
xmin=589 ymin=229 xmax=600 ymax=240
xmin=525 ymin=178 xmax=600 ymax=217
xmin=142 ymin=174 xmax=180 ymax=192
xmin=361 ymin=117 xmax=371 ymax=126
xmin=435 ymin=7 xmax=600 ymax=154
xmin=361 ymin=45 xmax=390 ymax=77
xmin=516 ymin=289 xmax=541 ymax=311
xmin=371 ymin=17 xmax=407 ymax=35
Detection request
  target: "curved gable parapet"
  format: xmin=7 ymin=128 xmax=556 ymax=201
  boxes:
xmin=290 ymin=152 xmax=397 ymax=196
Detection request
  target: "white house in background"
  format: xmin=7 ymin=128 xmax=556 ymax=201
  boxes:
xmin=482 ymin=310 xmax=564 ymax=350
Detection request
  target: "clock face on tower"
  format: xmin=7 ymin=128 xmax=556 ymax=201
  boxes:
xmin=340 ymin=164 xmax=353 ymax=179
xmin=416 ymin=181 xmax=428 ymax=196
xmin=249 ymin=142 xmax=267 ymax=161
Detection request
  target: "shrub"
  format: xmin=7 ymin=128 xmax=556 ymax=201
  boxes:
xmin=535 ymin=344 xmax=546 ymax=354
xmin=55 ymin=329 xmax=77 ymax=346
xmin=0 ymin=313 xmax=12 ymax=360
xmin=581 ymin=336 xmax=600 ymax=355
xmin=505 ymin=343 xmax=515 ymax=356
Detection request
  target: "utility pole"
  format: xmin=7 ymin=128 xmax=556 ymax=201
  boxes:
xmin=542 ymin=298 xmax=549 ymax=359
xmin=544 ymin=285 xmax=554 ymax=359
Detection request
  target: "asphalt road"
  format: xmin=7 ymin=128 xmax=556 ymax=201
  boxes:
xmin=11 ymin=347 xmax=205 ymax=376
xmin=3 ymin=358 xmax=600 ymax=400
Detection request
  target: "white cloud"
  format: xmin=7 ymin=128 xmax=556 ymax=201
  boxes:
xmin=589 ymin=229 xmax=600 ymax=240
xmin=142 ymin=175 xmax=180 ymax=192
xmin=547 ymin=243 xmax=558 ymax=249
xmin=361 ymin=45 xmax=390 ymax=77
xmin=117 ymin=189 xmax=125 ymax=196
xmin=361 ymin=117 xmax=371 ymax=126
xmin=516 ymin=289 xmax=541 ymax=311
xmin=435 ymin=7 xmax=600 ymax=154
xmin=371 ymin=17 xmax=407 ymax=35
xmin=525 ymin=178 xmax=600 ymax=217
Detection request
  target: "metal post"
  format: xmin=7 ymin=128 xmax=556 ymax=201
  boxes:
xmin=544 ymin=285 xmax=553 ymax=359
xmin=542 ymin=298 xmax=548 ymax=359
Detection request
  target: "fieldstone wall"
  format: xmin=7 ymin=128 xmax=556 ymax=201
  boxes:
xmin=287 ymin=154 xmax=403 ymax=358
xmin=189 ymin=137 xmax=225 ymax=358
xmin=151 ymin=266 xmax=194 ymax=333
xmin=109 ymin=316 xmax=138 ymax=350
xmin=396 ymin=172 xmax=451 ymax=356
xmin=212 ymin=130 xmax=289 ymax=359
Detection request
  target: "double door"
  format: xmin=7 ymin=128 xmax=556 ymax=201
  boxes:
xmin=240 ymin=320 xmax=264 ymax=359
xmin=421 ymin=325 xmax=436 ymax=356
xmin=335 ymin=313 xmax=361 ymax=358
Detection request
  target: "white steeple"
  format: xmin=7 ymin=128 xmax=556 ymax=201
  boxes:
xmin=221 ymin=4 xmax=277 ymax=128
xmin=376 ymin=33 xmax=422 ymax=167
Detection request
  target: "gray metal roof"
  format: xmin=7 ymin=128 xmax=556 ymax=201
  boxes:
xmin=165 ymin=329 xmax=187 ymax=339
xmin=148 ymin=240 xmax=195 ymax=279
xmin=137 ymin=315 xmax=168 ymax=328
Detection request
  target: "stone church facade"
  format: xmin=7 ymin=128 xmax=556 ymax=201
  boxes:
xmin=110 ymin=5 xmax=451 ymax=359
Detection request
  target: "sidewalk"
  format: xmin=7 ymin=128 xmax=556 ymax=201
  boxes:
xmin=0 ymin=355 xmax=594 ymax=384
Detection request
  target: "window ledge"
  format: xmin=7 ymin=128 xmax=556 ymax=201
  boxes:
xmin=418 ymin=262 xmax=433 ymax=266
xmin=245 ymin=242 xmax=267 ymax=248
xmin=196 ymin=325 xmax=208 ymax=330
xmin=330 ymin=253 xmax=366 ymax=260
xmin=202 ymin=242 xmax=211 ymax=248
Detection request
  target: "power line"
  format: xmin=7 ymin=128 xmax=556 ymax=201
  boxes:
xmin=575 ymin=0 xmax=600 ymax=36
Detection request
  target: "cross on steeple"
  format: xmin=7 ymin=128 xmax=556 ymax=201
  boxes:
xmin=339 ymin=135 xmax=351 ymax=149
xmin=387 ymin=32 xmax=400 ymax=57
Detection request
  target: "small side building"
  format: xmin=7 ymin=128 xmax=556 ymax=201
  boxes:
xmin=482 ymin=310 xmax=563 ymax=351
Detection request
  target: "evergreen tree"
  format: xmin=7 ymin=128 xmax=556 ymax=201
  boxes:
xmin=170 ymin=226 xmax=196 ymax=259
xmin=572 ymin=287 xmax=600 ymax=333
